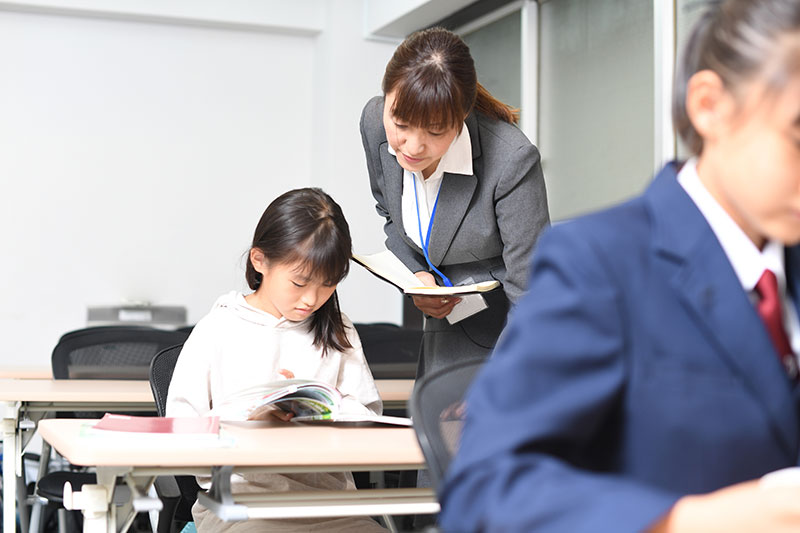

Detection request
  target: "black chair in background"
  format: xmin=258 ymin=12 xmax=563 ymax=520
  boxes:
xmin=51 ymin=325 xmax=190 ymax=380
xmin=149 ymin=344 xmax=203 ymax=533
xmin=408 ymin=359 xmax=484 ymax=491
xmin=354 ymin=322 xmax=422 ymax=382
xmin=34 ymin=325 xmax=191 ymax=533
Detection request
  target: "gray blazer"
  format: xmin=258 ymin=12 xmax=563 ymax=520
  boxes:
xmin=360 ymin=95 xmax=550 ymax=304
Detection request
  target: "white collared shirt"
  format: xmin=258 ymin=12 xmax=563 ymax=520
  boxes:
xmin=677 ymin=158 xmax=800 ymax=357
xmin=388 ymin=124 xmax=473 ymax=249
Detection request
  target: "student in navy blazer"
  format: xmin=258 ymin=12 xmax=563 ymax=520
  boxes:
xmin=440 ymin=1 xmax=800 ymax=532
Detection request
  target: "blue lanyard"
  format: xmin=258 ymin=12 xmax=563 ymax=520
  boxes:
xmin=413 ymin=174 xmax=453 ymax=287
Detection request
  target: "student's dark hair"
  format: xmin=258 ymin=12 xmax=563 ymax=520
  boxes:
xmin=674 ymin=0 xmax=800 ymax=155
xmin=245 ymin=188 xmax=352 ymax=356
xmin=382 ymin=27 xmax=518 ymax=130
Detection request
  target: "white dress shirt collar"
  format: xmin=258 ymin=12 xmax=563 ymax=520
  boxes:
xmin=391 ymin=123 xmax=473 ymax=249
xmin=677 ymin=158 xmax=786 ymax=293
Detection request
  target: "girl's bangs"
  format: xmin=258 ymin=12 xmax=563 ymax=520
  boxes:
xmin=391 ymin=77 xmax=463 ymax=131
xmin=289 ymin=233 xmax=350 ymax=286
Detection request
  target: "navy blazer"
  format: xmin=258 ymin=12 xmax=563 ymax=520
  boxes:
xmin=440 ymin=163 xmax=800 ymax=532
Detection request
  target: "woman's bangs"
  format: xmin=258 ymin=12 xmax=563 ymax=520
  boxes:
xmin=392 ymin=77 xmax=463 ymax=130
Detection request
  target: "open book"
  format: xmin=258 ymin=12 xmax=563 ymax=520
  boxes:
xmin=352 ymin=250 xmax=500 ymax=296
xmin=232 ymin=379 xmax=412 ymax=426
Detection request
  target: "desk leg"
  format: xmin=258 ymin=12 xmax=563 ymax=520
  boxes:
xmin=2 ymin=401 xmax=20 ymax=533
xmin=64 ymin=481 xmax=113 ymax=533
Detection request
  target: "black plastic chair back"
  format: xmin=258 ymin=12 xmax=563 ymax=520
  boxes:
xmin=149 ymin=344 xmax=184 ymax=416
xmin=354 ymin=322 xmax=422 ymax=380
xmin=149 ymin=344 xmax=203 ymax=524
xmin=52 ymin=325 xmax=190 ymax=380
xmin=409 ymin=359 xmax=484 ymax=492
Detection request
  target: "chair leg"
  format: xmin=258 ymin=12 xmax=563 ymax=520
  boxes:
xmin=57 ymin=508 xmax=68 ymax=533
xmin=16 ymin=469 xmax=30 ymax=533
xmin=380 ymin=514 xmax=398 ymax=532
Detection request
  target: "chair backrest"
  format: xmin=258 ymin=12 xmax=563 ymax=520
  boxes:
xmin=148 ymin=343 xmax=203 ymax=522
xmin=354 ymin=322 xmax=422 ymax=379
xmin=409 ymin=359 xmax=484 ymax=491
xmin=51 ymin=326 xmax=190 ymax=380
xmin=149 ymin=344 xmax=184 ymax=417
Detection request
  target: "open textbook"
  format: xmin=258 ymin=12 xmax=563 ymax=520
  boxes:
xmin=351 ymin=250 xmax=500 ymax=296
xmin=230 ymin=379 xmax=412 ymax=426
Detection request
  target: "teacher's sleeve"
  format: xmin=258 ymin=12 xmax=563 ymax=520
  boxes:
xmin=360 ymin=98 xmax=427 ymax=274
xmin=494 ymin=143 xmax=550 ymax=302
xmin=439 ymin=224 xmax=679 ymax=533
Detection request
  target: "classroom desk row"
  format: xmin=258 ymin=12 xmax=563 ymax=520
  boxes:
xmin=40 ymin=418 xmax=436 ymax=532
xmin=0 ymin=377 xmax=416 ymax=533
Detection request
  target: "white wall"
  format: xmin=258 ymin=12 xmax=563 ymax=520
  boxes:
xmin=0 ymin=1 xmax=407 ymax=366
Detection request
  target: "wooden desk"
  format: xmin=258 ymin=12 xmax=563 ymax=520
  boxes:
xmin=0 ymin=378 xmax=413 ymax=533
xmin=0 ymin=379 xmax=155 ymax=533
xmin=0 ymin=367 xmax=52 ymax=379
xmin=38 ymin=418 xmax=437 ymax=532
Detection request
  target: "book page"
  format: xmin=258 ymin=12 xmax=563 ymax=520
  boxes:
xmin=293 ymin=414 xmax=412 ymax=426
xmin=352 ymin=250 xmax=421 ymax=290
xmin=404 ymin=280 xmax=500 ymax=296
xmin=245 ymin=379 xmax=342 ymax=418
xmin=353 ymin=250 xmax=502 ymax=295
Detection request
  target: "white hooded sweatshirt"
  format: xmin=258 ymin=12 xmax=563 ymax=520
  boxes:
xmin=166 ymin=291 xmax=386 ymax=533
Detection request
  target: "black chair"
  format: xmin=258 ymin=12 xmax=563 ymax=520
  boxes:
xmin=149 ymin=344 xmax=203 ymax=532
xmin=408 ymin=359 xmax=484 ymax=491
xmin=35 ymin=325 xmax=191 ymax=532
xmin=354 ymin=322 xmax=422 ymax=380
xmin=51 ymin=325 xmax=191 ymax=380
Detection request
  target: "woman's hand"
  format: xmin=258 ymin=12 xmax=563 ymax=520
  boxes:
xmin=649 ymin=479 xmax=800 ymax=532
xmin=411 ymin=271 xmax=461 ymax=319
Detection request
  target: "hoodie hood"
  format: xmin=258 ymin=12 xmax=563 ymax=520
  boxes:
xmin=211 ymin=291 xmax=310 ymax=329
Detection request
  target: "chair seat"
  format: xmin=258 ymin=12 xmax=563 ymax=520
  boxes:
xmin=36 ymin=471 xmax=97 ymax=502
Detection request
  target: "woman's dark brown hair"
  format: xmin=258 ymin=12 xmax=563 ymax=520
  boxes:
xmin=382 ymin=27 xmax=518 ymax=130
xmin=246 ymin=188 xmax=352 ymax=355
xmin=674 ymin=0 xmax=800 ymax=155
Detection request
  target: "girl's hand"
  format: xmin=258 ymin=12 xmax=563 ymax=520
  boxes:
xmin=278 ymin=368 xmax=294 ymax=379
xmin=649 ymin=479 xmax=800 ymax=532
xmin=247 ymin=404 xmax=294 ymax=422
xmin=411 ymin=271 xmax=461 ymax=319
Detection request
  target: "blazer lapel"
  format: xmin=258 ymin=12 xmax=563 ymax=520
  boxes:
xmin=650 ymin=164 xmax=798 ymax=456
xmin=428 ymin=113 xmax=482 ymax=266
xmin=428 ymin=174 xmax=477 ymax=266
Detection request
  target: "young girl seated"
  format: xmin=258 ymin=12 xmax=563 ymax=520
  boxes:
xmin=166 ymin=187 xmax=386 ymax=533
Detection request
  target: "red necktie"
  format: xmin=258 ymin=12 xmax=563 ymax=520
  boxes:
xmin=755 ymin=269 xmax=798 ymax=380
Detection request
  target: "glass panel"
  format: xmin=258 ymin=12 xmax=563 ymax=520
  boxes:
xmin=539 ymin=0 xmax=654 ymax=221
xmin=462 ymin=10 xmax=522 ymax=111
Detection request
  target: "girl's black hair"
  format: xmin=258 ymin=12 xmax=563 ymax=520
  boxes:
xmin=674 ymin=0 xmax=800 ymax=155
xmin=245 ymin=188 xmax=352 ymax=356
